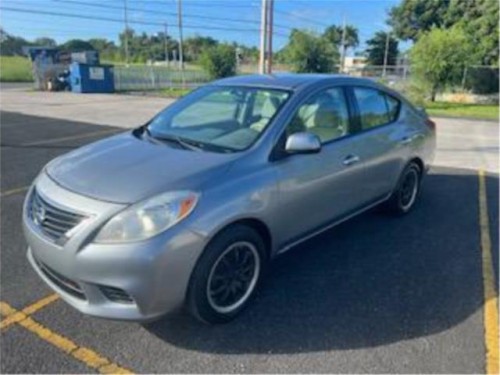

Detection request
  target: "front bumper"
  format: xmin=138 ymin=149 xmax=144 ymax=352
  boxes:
xmin=23 ymin=173 xmax=207 ymax=321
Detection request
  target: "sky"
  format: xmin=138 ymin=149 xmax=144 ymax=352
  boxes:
xmin=0 ymin=0 xmax=407 ymax=55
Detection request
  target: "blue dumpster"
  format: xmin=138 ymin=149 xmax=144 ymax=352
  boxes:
xmin=70 ymin=62 xmax=114 ymax=93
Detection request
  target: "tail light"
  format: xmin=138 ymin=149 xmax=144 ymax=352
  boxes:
xmin=425 ymin=118 xmax=436 ymax=131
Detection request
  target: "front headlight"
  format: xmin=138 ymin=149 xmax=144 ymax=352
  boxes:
xmin=94 ymin=191 xmax=199 ymax=243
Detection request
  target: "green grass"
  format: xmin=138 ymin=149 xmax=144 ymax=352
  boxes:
xmin=159 ymin=87 xmax=192 ymax=98
xmin=425 ymin=101 xmax=499 ymax=120
xmin=0 ymin=56 xmax=33 ymax=82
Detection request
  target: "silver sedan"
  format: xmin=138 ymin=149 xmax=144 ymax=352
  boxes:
xmin=23 ymin=74 xmax=436 ymax=324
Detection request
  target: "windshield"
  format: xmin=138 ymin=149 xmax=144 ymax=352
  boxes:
xmin=147 ymin=86 xmax=290 ymax=152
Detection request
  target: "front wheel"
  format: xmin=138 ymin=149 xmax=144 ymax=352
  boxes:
xmin=384 ymin=162 xmax=422 ymax=215
xmin=187 ymin=225 xmax=266 ymax=324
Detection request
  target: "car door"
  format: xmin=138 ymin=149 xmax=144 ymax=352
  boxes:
xmin=348 ymin=86 xmax=410 ymax=201
xmin=272 ymin=87 xmax=371 ymax=250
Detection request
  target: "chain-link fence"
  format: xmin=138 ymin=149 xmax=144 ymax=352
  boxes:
xmin=346 ymin=64 xmax=499 ymax=95
xmin=113 ymin=65 xmax=210 ymax=91
xmin=461 ymin=65 xmax=499 ymax=94
xmin=112 ymin=63 xmax=498 ymax=100
xmin=345 ymin=65 xmax=410 ymax=83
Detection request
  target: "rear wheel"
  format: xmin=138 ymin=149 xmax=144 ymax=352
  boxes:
xmin=187 ymin=225 xmax=266 ymax=324
xmin=384 ymin=162 xmax=422 ymax=215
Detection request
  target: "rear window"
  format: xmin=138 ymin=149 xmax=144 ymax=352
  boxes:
xmin=353 ymin=87 xmax=401 ymax=130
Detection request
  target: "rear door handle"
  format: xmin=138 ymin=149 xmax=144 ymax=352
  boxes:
xmin=343 ymin=154 xmax=360 ymax=166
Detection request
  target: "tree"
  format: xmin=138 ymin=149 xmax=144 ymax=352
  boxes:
xmin=410 ymin=26 xmax=475 ymax=101
xmin=88 ymin=38 xmax=119 ymax=61
xmin=236 ymin=44 xmax=259 ymax=63
xmin=0 ymin=28 xmax=31 ymax=56
xmin=388 ymin=0 xmax=498 ymax=65
xmin=200 ymin=44 xmax=236 ymax=79
xmin=33 ymin=37 xmax=57 ymax=47
xmin=184 ymin=35 xmax=218 ymax=61
xmin=283 ymin=29 xmax=339 ymax=73
xmin=444 ymin=0 xmax=499 ymax=65
xmin=117 ymin=28 xmax=179 ymax=63
xmin=365 ymin=31 xmax=398 ymax=66
xmin=387 ymin=0 xmax=448 ymax=42
xmin=61 ymin=39 xmax=95 ymax=52
xmin=322 ymin=25 xmax=359 ymax=49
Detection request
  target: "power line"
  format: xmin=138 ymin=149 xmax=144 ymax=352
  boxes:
xmin=130 ymin=0 xmax=258 ymax=9
xmin=51 ymin=0 xmax=293 ymax=31
xmin=0 ymin=6 xmax=270 ymax=33
xmin=273 ymin=8 xmax=331 ymax=29
xmin=1 ymin=6 xmax=163 ymax=26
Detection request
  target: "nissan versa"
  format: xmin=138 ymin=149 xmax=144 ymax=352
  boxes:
xmin=23 ymin=74 xmax=436 ymax=324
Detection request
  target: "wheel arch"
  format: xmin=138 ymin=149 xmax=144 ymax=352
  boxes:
xmin=220 ymin=218 xmax=273 ymax=259
xmin=408 ymin=157 xmax=425 ymax=177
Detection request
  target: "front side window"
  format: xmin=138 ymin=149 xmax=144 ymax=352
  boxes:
xmin=286 ymin=87 xmax=350 ymax=143
xmin=148 ymin=86 xmax=290 ymax=151
xmin=353 ymin=87 xmax=400 ymax=129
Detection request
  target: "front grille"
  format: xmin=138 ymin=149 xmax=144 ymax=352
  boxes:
xmin=29 ymin=189 xmax=86 ymax=241
xmin=99 ymin=285 xmax=134 ymax=304
xmin=35 ymin=258 xmax=86 ymax=300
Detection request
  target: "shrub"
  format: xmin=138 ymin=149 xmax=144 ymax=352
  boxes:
xmin=283 ymin=30 xmax=339 ymax=73
xmin=199 ymin=44 xmax=236 ymax=79
xmin=410 ymin=26 xmax=475 ymax=101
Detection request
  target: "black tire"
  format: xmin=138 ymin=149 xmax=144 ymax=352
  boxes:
xmin=383 ymin=162 xmax=422 ymax=215
xmin=187 ymin=224 xmax=267 ymax=324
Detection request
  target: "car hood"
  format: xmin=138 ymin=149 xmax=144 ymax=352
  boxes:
xmin=46 ymin=131 xmax=238 ymax=204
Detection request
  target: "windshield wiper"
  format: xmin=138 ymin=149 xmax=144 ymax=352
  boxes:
xmin=143 ymin=126 xmax=237 ymax=153
xmin=173 ymin=136 xmax=207 ymax=151
xmin=143 ymin=128 xmax=202 ymax=151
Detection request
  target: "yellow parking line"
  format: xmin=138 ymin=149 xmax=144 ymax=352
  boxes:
xmin=1 ymin=186 xmax=29 ymax=197
xmin=478 ymin=170 xmax=499 ymax=375
xmin=23 ymin=129 xmax=118 ymax=146
xmin=0 ymin=294 xmax=59 ymax=330
xmin=0 ymin=301 xmax=133 ymax=374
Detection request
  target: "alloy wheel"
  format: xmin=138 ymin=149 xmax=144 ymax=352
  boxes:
xmin=206 ymin=241 xmax=260 ymax=314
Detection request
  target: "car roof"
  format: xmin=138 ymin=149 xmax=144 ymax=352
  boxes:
xmin=213 ymin=73 xmax=379 ymax=91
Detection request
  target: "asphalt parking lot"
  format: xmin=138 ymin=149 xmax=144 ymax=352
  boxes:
xmin=1 ymin=90 xmax=498 ymax=373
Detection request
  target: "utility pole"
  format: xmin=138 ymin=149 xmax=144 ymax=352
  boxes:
xmin=339 ymin=15 xmax=346 ymax=73
xmin=235 ymin=47 xmax=240 ymax=74
xmin=266 ymin=0 xmax=274 ymax=74
xmin=123 ymin=0 xmax=129 ymax=66
xmin=383 ymin=31 xmax=390 ymax=77
xmin=164 ymin=22 xmax=169 ymax=67
xmin=177 ymin=0 xmax=185 ymax=86
xmin=177 ymin=0 xmax=184 ymax=70
xmin=259 ymin=0 xmax=268 ymax=74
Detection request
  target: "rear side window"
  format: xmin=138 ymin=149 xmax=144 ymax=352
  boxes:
xmin=353 ymin=87 xmax=400 ymax=129
xmin=286 ymin=87 xmax=350 ymax=144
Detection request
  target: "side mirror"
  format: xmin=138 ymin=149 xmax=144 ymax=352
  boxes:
xmin=285 ymin=132 xmax=321 ymax=154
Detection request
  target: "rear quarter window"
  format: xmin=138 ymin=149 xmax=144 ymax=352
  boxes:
xmin=385 ymin=94 xmax=401 ymax=122
xmin=353 ymin=87 xmax=401 ymax=129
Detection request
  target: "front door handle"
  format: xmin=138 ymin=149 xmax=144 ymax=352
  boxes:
xmin=400 ymin=136 xmax=413 ymax=145
xmin=343 ymin=154 xmax=360 ymax=166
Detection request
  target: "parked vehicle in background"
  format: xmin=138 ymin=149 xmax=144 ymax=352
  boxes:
xmin=23 ymin=74 xmax=436 ymax=324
